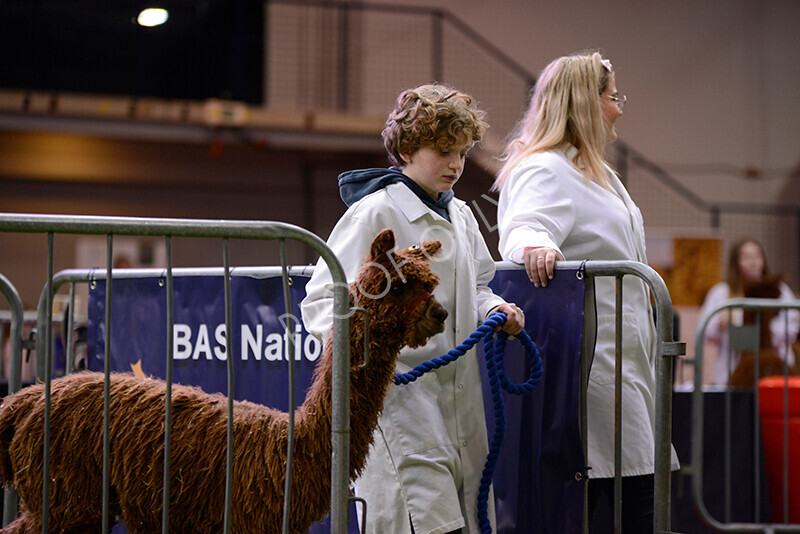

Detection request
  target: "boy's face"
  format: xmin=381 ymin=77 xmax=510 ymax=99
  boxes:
xmin=400 ymin=145 xmax=471 ymax=199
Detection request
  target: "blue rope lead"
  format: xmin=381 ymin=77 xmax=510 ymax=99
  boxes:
xmin=394 ymin=311 xmax=543 ymax=534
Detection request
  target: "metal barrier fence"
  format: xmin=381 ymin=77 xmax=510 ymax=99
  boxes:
xmin=0 ymin=212 xmax=351 ymax=534
xmin=0 ymin=213 xmax=683 ymax=533
xmin=0 ymin=280 xmax=25 ymax=397
xmin=0 ymin=274 xmax=24 ymax=524
xmin=0 ymin=311 xmax=40 ymax=384
xmin=544 ymin=260 xmax=685 ymax=534
xmin=693 ymin=298 xmax=800 ymax=533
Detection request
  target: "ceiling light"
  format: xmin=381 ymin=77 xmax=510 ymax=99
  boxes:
xmin=137 ymin=8 xmax=169 ymax=27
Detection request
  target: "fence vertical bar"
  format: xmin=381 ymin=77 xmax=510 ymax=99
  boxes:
xmin=162 ymin=236 xmax=174 ymax=533
xmin=614 ymin=275 xmax=623 ymax=533
xmin=652 ymin=281 xmax=678 ymax=534
xmin=102 ymin=234 xmax=114 ymax=533
xmin=0 ymin=276 xmax=23 ymax=396
xmin=1 ymin=274 xmax=23 ymax=526
xmin=783 ymin=312 xmax=790 ymax=524
xmin=724 ymin=312 xmax=732 ymax=526
xmin=0 ymin=322 xmax=4 ymax=382
xmin=329 ymin=260 xmax=351 ymax=534
xmin=222 ymin=238 xmax=234 ymax=534
xmin=280 ymin=239 xmax=297 ymax=534
xmin=65 ymin=283 xmax=76 ymax=375
xmin=40 ymin=232 xmax=54 ymax=534
xmin=579 ymin=272 xmax=595 ymax=534
xmin=753 ymin=312 xmax=761 ymax=522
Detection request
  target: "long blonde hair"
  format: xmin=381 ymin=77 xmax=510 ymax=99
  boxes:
xmin=492 ymin=51 xmax=615 ymax=191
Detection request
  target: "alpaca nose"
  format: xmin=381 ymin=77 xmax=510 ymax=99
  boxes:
xmin=428 ymin=299 xmax=448 ymax=325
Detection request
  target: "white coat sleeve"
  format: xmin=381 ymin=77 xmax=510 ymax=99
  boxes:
xmin=497 ymin=159 xmax=575 ymax=263
xmin=301 ymin=215 xmax=375 ymax=342
xmin=465 ymin=210 xmax=506 ymax=321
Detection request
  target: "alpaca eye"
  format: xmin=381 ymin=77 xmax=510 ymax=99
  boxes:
xmin=390 ymin=284 xmax=406 ymax=297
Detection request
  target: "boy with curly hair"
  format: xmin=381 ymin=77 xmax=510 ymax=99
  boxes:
xmin=302 ymin=84 xmax=524 ymax=534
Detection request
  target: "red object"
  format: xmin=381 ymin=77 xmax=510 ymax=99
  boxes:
xmin=758 ymin=376 xmax=800 ymax=523
xmin=208 ymin=139 xmax=223 ymax=159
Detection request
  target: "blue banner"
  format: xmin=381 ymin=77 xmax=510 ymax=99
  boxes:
xmin=88 ymin=275 xmax=331 ymax=407
xmin=485 ymin=268 xmax=585 ymax=534
xmin=88 ymin=269 xmax=585 ymax=533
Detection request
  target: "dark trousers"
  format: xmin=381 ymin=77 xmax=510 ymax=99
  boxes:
xmin=588 ymin=473 xmax=654 ymax=533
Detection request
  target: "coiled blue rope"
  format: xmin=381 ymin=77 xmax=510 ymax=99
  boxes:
xmin=394 ymin=311 xmax=543 ymax=534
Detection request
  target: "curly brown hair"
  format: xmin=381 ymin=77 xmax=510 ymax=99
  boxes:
xmin=382 ymin=84 xmax=488 ymax=168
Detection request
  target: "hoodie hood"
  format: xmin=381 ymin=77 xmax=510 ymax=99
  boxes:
xmin=338 ymin=167 xmax=454 ymax=222
xmin=338 ymin=167 xmax=407 ymax=207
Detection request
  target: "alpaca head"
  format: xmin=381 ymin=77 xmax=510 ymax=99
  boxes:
xmin=353 ymin=228 xmax=448 ymax=349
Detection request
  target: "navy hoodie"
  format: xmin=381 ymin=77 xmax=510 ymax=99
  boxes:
xmin=337 ymin=167 xmax=453 ymax=222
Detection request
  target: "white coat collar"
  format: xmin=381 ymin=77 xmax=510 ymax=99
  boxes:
xmin=385 ymin=181 xmax=463 ymax=225
xmin=563 ymin=146 xmax=584 ymax=169
xmin=606 ymin=168 xmax=649 ymax=263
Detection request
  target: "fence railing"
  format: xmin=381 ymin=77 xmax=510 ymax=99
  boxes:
xmin=0 ymin=212 xmax=351 ymax=534
xmin=18 ymin=259 xmax=683 ymax=533
xmin=692 ymin=298 xmax=800 ymax=532
xmin=1 ymin=223 xmax=683 ymax=533
xmin=0 ymin=274 xmax=24 ymax=524
xmin=545 ymin=260 xmax=685 ymax=533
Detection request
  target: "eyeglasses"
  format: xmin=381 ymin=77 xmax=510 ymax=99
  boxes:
xmin=603 ymin=93 xmax=627 ymax=110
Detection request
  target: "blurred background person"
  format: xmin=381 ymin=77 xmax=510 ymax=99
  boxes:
xmin=699 ymin=238 xmax=799 ymax=385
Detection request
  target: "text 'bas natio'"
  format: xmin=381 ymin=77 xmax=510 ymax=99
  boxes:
xmin=172 ymin=324 xmax=322 ymax=362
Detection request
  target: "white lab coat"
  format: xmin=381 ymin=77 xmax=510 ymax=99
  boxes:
xmin=700 ymin=281 xmax=799 ymax=385
xmin=497 ymin=147 xmax=679 ymax=478
xmin=302 ymin=182 xmax=506 ymax=534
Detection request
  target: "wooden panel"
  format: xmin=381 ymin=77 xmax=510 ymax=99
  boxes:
xmin=669 ymin=237 xmax=722 ymax=306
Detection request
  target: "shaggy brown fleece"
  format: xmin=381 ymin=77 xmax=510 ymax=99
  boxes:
xmin=730 ymin=276 xmax=798 ymax=388
xmin=0 ymin=228 xmax=447 ymax=534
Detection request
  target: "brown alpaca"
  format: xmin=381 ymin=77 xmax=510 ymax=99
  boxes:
xmin=0 ymin=228 xmax=448 ymax=534
xmin=730 ymin=276 xmax=798 ymax=388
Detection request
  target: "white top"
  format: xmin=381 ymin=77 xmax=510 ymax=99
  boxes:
xmin=301 ymin=181 xmax=506 ymax=534
xmin=497 ymin=147 xmax=679 ymax=478
xmin=699 ymin=280 xmax=799 ymax=385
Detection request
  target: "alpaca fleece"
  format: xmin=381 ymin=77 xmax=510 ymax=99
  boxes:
xmin=0 ymin=228 xmax=447 ymax=534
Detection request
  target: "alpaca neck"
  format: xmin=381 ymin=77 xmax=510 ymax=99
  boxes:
xmin=294 ymin=320 xmax=402 ymax=478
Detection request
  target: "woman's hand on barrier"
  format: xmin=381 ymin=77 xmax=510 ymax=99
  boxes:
xmin=523 ymin=246 xmax=564 ymax=288
xmin=490 ymin=303 xmax=525 ymax=335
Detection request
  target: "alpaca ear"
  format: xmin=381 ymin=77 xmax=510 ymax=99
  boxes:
xmin=422 ymin=239 xmax=442 ymax=259
xmin=368 ymin=228 xmax=396 ymax=263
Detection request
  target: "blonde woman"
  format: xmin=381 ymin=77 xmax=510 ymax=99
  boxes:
xmin=494 ymin=51 xmax=679 ymax=532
